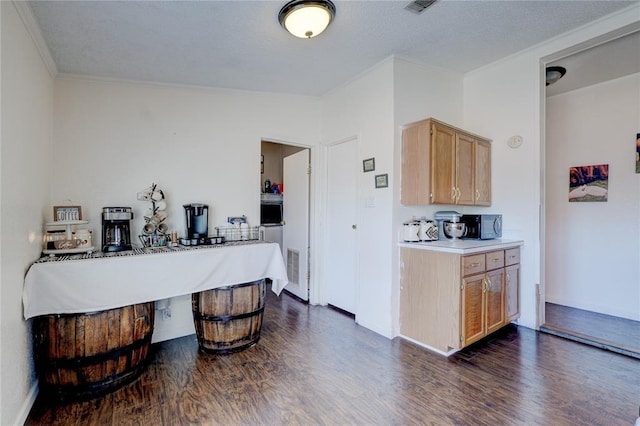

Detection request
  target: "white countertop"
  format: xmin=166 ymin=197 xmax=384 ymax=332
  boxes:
xmin=398 ymin=238 xmax=523 ymax=254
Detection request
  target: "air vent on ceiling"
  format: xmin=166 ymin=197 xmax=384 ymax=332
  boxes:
xmin=404 ymin=0 xmax=437 ymax=14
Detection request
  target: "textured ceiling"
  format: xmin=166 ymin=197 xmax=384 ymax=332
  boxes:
xmin=27 ymin=0 xmax=638 ymax=96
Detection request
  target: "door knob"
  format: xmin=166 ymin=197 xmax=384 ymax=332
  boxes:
xmin=352 ymin=224 xmax=357 ymax=229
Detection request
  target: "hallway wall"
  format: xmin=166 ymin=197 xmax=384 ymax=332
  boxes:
xmin=546 ymin=72 xmax=640 ymax=320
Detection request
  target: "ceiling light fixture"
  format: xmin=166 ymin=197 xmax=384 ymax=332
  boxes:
xmin=278 ymin=0 xmax=336 ymax=39
xmin=545 ymin=66 xmax=567 ymax=86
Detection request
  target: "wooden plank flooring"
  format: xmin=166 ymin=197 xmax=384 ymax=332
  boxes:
xmin=542 ymin=302 xmax=640 ymax=358
xmin=27 ymin=291 xmax=640 ymax=425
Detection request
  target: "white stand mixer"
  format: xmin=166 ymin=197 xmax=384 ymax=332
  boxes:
xmin=434 ymin=211 xmax=465 ymax=240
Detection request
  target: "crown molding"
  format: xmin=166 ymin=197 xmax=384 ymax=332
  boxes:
xmin=12 ymin=1 xmax=58 ymax=78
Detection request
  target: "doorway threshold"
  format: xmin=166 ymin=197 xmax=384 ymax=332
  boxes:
xmin=539 ymin=323 xmax=640 ymax=359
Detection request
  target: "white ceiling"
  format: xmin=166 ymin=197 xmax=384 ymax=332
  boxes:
xmin=26 ymin=0 xmax=639 ymax=97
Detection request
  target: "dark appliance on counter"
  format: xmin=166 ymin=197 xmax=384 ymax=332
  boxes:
xmin=102 ymin=207 xmax=133 ymax=252
xmin=184 ymin=203 xmax=209 ymax=243
xmin=260 ymin=194 xmax=283 ymax=225
xmin=460 ymin=214 xmax=502 ymax=240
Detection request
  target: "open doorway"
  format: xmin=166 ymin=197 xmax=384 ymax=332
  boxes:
xmin=261 ymin=141 xmax=311 ymax=302
xmin=541 ymin=31 xmax=640 ymax=358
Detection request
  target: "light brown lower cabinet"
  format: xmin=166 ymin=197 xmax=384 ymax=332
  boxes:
xmin=400 ymin=245 xmax=521 ymax=355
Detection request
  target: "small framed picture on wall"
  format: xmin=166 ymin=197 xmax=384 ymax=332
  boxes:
xmin=375 ymin=173 xmax=388 ymax=189
xmin=363 ymin=157 xmax=375 ymax=173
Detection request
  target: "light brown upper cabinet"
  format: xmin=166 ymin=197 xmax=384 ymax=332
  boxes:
xmin=401 ymin=118 xmax=492 ymax=206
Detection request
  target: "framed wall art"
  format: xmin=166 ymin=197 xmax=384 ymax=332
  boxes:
xmin=363 ymin=157 xmax=375 ymax=173
xmin=568 ymin=164 xmax=608 ymax=202
xmin=636 ymin=133 xmax=640 ymax=173
xmin=375 ymin=173 xmax=388 ymax=189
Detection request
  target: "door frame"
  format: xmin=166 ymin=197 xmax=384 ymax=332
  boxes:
xmin=324 ymin=136 xmax=360 ymax=313
xmin=261 ymin=137 xmax=317 ymax=302
xmin=316 ymin=135 xmax=361 ymax=309
xmin=538 ymin=25 xmax=640 ymax=328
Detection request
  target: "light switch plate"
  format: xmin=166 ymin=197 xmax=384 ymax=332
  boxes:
xmin=365 ymin=197 xmax=375 ymax=208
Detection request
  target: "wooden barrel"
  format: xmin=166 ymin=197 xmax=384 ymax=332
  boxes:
xmin=192 ymin=279 xmax=266 ymax=354
xmin=32 ymin=302 xmax=155 ymax=401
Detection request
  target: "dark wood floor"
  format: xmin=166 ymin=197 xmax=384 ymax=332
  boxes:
xmin=542 ymin=302 xmax=640 ymax=358
xmin=27 ymin=291 xmax=640 ymax=425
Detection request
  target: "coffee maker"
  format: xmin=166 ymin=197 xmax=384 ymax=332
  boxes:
xmin=102 ymin=207 xmax=133 ymax=252
xmin=184 ymin=204 xmax=208 ymax=243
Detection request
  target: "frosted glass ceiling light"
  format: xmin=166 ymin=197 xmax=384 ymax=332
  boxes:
xmin=279 ymin=0 xmax=336 ymax=39
xmin=546 ymin=66 xmax=567 ymax=86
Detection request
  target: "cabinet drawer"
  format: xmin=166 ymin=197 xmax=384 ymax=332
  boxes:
xmin=485 ymin=250 xmax=504 ymax=270
xmin=462 ymin=254 xmax=485 ymax=276
xmin=505 ymin=247 xmax=520 ymax=266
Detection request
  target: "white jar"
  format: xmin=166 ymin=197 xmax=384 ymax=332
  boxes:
xmin=402 ymin=221 xmax=420 ymax=242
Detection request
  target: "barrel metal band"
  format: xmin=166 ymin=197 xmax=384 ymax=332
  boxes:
xmin=193 ymin=306 xmax=264 ymax=322
xmin=43 ymin=334 xmax=152 ymax=370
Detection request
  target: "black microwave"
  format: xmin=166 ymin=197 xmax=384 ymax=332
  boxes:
xmin=460 ymin=214 xmax=502 ymax=240
xmin=260 ymin=203 xmax=283 ymax=225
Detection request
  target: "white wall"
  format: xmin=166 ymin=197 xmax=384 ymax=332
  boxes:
xmin=546 ymin=73 xmax=640 ymax=320
xmin=463 ymin=4 xmax=640 ymax=329
xmin=319 ymin=57 xmax=464 ymax=338
xmin=51 ymin=78 xmax=320 ymax=343
xmin=320 ymin=59 xmax=395 ymax=336
xmin=53 ymin=79 xmax=320 ymax=234
xmin=1 ymin=2 xmax=54 ymax=424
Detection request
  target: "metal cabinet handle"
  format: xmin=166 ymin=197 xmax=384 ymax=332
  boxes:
xmin=470 ymin=262 xmax=480 ymax=267
xmin=451 ymin=187 xmax=456 ymax=200
xmin=476 ymin=189 xmax=480 ymax=201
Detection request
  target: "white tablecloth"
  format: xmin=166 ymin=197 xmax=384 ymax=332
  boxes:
xmin=23 ymin=242 xmax=288 ymax=319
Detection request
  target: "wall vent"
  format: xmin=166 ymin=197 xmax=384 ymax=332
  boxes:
xmin=404 ymin=0 xmax=437 ymax=14
xmin=287 ymin=249 xmax=300 ymax=284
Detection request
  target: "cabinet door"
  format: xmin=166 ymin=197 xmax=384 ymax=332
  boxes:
xmin=401 ymin=121 xmax=431 ymax=205
xmin=475 ymin=139 xmax=492 ymax=206
xmin=505 ymin=264 xmax=520 ymax=321
xmin=485 ymin=268 xmax=505 ymax=334
xmin=430 ymin=123 xmax=456 ymax=204
xmin=455 ymin=133 xmax=475 ymax=205
xmin=461 ymin=273 xmax=486 ymax=347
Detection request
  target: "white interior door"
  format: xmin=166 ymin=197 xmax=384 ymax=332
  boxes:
xmin=282 ymin=149 xmax=310 ymax=301
xmin=326 ymin=139 xmax=358 ymax=314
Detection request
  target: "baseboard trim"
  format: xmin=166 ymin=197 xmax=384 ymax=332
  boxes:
xmin=14 ymin=380 xmax=39 ymax=426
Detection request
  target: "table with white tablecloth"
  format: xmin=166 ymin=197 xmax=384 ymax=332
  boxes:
xmin=23 ymin=241 xmax=288 ymax=320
